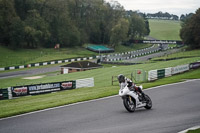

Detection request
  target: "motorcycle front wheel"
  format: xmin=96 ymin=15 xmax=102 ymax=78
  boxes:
xmin=144 ymin=94 xmax=152 ymax=109
xmin=123 ymin=96 xmax=136 ymax=112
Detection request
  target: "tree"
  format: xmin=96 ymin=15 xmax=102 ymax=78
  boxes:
xmin=24 ymin=9 xmax=50 ymax=48
xmin=41 ymin=0 xmax=81 ymax=47
xmin=0 ymin=0 xmax=17 ymax=45
xmin=110 ymin=18 xmax=129 ymax=48
xmin=180 ymin=13 xmax=194 ymax=22
xmin=128 ymin=13 xmax=147 ymax=40
xmin=0 ymin=0 xmax=148 ymax=49
xmin=9 ymin=17 xmax=25 ymax=49
xmin=144 ymin=19 xmax=150 ymax=35
xmin=146 ymin=11 xmax=179 ymax=20
xmin=180 ymin=8 xmax=200 ymax=49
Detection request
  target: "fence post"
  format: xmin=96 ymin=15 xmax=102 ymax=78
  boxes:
xmin=112 ymin=76 xmax=113 ymax=85
xmin=7 ymin=87 xmax=12 ymax=99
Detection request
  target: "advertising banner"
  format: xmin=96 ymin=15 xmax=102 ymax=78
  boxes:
xmin=171 ymin=64 xmax=189 ymax=75
xmin=157 ymin=69 xmax=165 ymax=79
xmin=128 ymin=40 xmax=183 ymax=45
xmin=28 ymin=82 xmax=61 ymax=95
xmin=12 ymin=86 xmax=28 ymax=97
xmin=4 ymin=78 xmax=94 ymax=99
xmin=0 ymin=89 xmax=9 ymax=100
xmin=189 ymin=62 xmax=200 ymax=69
xmin=61 ymin=81 xmax=76 ymax=90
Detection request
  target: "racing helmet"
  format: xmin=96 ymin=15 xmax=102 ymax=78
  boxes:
xmin=117 ymin=74 xmax=125 ymax=83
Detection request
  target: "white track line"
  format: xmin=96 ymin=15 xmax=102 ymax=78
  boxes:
xmin=0 ymin=79 xmax=200 ymax=121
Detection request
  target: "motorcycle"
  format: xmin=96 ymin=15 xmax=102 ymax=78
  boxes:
xmin=119 ymin=85 xmax=152 ymax=112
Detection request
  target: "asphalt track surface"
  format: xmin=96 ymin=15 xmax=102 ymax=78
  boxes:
xmin=123 ymin=49 xmax=181 ymax=63
xmin=106 ymin=44 xmax=161 ymax=60
xmin=0 ymin=79 xmax=200 ymax=133
xmin=0 ymin=66 xmax=60 ymax=79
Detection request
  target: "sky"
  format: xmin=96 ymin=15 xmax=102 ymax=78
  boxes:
xmin=106 ymin=0 xmax=200 ymax=16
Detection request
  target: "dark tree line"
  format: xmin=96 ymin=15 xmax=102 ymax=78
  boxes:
xmin=0 ymin=0 xmax=150 ymax=49
xmin=146 ymin=11 xmax=179 ymax=20
xmin=180 ymin=13 xmax=194 ymax=22
xmin=180 ymin=8 xmax=200 ymax=49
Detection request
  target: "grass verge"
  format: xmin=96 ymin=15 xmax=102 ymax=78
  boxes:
xmin=187 ymin=128 xmax=200 ymax=133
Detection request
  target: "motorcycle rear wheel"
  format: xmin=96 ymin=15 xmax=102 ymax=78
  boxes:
xmin=123 ymin=96 xmax=136 ymax=112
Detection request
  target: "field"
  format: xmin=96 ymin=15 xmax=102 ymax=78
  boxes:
xmin=1 ymin=19 xmax=200 ymax=118
xmin=0 ymin=48 xmax=200 ymax=118
xmin=0 ymin=44 xmax=152 ymax=68
xmin=149 ymin=19 xmax=181 ymax=40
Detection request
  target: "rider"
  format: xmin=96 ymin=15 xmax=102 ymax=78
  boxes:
xmin=117 ymin=74 xmax=146 ymax=101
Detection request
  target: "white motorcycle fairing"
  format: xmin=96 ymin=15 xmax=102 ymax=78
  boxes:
xmin=119 ymin=85 xmax=151 ymax=110
xmin=119 ymin=86 xmax=145 ymax=108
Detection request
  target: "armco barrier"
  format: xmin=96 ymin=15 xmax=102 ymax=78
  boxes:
xmin=148 ymin=68 xmax=168 ymax=81
xmin=148 ymin=64 xmax=190 ymax=81
xmin=0 ymin=56 xmax=97 ymax=71
xmin=105 ymin=45 xmax=160 ymax=62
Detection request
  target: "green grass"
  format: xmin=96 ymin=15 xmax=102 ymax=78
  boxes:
xmin=0 ymin=66 xmax=199 ymax=118
xmin=0 ymin=44 xmax=153 ymax=68
xmin=187 ymin=129 xmax=200 ymax=133
xmin=149 ymin=19 xmax=181 ymax=40
xmin=0 ymin=46 xmax=96 ymax=68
